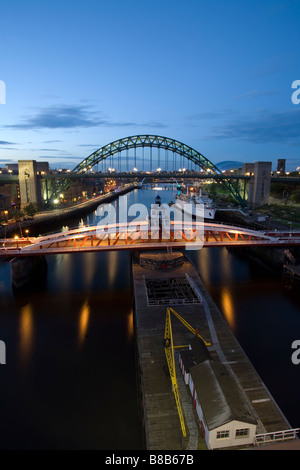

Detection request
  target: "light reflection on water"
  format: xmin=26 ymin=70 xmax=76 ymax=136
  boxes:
xmin=19 ymin=303 xmax=34 ymax=365
xmin=0 ymin=186 xmax=299 ymax=448
xmin=107 ymin=251 xmax=119 ymax=289
xmin=78 ymin=299 xmax=90 ymax=347
xmin=220 ymin=288 xmax=236 ymax=332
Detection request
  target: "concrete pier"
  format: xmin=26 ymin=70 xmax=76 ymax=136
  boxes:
xmin=283 ymin=264 xmax=300 ymax=287
xmin=11 ymin=255 xmax=47 ymax=289
xmin=132 ymin=251 xmax=294 ymax=450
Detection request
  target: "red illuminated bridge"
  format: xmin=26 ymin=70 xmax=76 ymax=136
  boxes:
xmin=1 ymin=222 xmax=300 ymax=257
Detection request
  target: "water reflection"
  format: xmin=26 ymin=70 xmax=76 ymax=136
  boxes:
xmin=79 ymin=299 xmax=90 ymax=347
xmin=1 ymin=187 xmax=299 ymax=447
xmin=195 ymin=248 xmax=211 ymax=286
xmin=220 ymin=288 xmax=236 ymax=332
xmin=83 ymin=252 xmax=96 ymax=289
xmin=107 ymin=251 xmax=118 ymax=288
xmin=219 ymin=247 xmax=231 ymax=281
xmin=19 ymin=303 xmax=34 ymax=364
xmin=52 ymin=254 xmax=72 ymax=292
xmin=127 ymin=309 xmax=134 ymax=343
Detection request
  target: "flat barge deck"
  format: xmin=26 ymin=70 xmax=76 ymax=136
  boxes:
xmin=132 ymin=251 xmax=295 ymax=450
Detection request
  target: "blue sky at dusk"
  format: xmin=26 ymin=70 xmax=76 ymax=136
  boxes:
xmin=0 ymin=0 xmax=300 ymax=170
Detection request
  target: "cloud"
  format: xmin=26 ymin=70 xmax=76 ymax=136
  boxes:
xmin=141 ymin=121 xmax=168 ymax=128
xmin=5 ymin=105 xmax=104 ymax=130
xmin=4 ymin=105 xmax=168 ymax=131
xmin=246 ymin=58 xmax=288 ymax=80
xmin=37 ymin=148 xmax=61 ymax=152
xmin=37 ymin=155 xmax=82 ymax=160
xmin=234 ymin=90 xmax=280 ymax=100
xmin=210 ymin=108 xmax=300 ymax=145
xmin=78 ymin=144 xmax=101 ymax=147
xmin=0 ymin=140 xmax=16 ymax=145
xmin=186 ymin=110 xmax=235 ymax=120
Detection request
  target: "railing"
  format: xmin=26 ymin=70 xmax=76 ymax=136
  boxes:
xmin=254 ymin=428 xmax=300 ymax=446
xmin=1 ymin=220 xmax=300 ymax=257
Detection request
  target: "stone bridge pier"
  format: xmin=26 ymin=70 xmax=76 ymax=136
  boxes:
xmin=11 ymin=256 xmax=48 ymax=289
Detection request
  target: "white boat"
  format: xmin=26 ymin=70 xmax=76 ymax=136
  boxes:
xmin=173 ymin=191 xmax=216 ymax=220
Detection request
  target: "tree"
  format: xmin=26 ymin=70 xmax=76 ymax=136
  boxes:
xmin=290 ymin=190 xmax=300 ymax=203
xmin=23 ymin=203 xmax=39 ymax=217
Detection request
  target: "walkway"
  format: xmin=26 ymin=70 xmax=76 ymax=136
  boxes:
xmin=1 ymin=222 xmax=300 ymax=258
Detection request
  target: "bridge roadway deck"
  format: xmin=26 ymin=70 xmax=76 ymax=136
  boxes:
xmin=1 ymin=224 xmax=300 ymax=258
xmin=132 ymin=251 xmax=292 ymax=450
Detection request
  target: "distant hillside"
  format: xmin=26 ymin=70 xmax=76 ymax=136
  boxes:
xmin=216 ymin=161 xmax=243 ymax=171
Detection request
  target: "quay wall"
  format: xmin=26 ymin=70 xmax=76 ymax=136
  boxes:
xmin=216 ymin=210 xmax=299 ymax=273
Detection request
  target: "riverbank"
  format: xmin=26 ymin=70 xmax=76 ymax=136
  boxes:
xmin=216 ymin=209 xmax=300 ymax=274
xmin=0 ymin=183 xmax=138 ymax=238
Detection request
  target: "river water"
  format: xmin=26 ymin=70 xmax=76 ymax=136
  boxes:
xmin=0 ymin=187 xmax=299 ymax=449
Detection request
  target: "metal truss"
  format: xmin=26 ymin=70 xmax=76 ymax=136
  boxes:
xmin=50 ymin=135 xmax=245 ymax=205
xmin=2 ymin=223 xmax=299 ymax=258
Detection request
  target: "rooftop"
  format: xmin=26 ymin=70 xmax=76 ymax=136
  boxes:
xmin=190 ymin=358 xmax=257 ymax=431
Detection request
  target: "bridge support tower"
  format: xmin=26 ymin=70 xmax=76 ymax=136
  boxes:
xmin=18 ymin=160 xmax=40 ymax=209
xmin=247 ymin=161 xmax=272 ymax=207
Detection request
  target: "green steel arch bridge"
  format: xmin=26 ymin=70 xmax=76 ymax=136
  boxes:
xmin=49 ymin=135 xmax=246 ymax=206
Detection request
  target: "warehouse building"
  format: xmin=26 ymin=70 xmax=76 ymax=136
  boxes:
xmin=179 ymin=338 xmax=257 ymax=449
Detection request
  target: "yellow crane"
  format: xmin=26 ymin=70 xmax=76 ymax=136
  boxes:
xmin=164 ymin=307 xmax=211 ymax=438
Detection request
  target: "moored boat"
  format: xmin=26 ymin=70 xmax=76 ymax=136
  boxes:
xmin=173 ymin=190 xmax=216 ymax=220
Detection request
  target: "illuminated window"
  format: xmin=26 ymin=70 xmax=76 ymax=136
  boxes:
xmin=235 ymin=428 xmax=249 ymax=438
xmin=216 ymin=430 xmax=229 ymax=439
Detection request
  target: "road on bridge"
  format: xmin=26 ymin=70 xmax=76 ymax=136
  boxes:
xmin=1 ymin=222 xmax=300 ymax=257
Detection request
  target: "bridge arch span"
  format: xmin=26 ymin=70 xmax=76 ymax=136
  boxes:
xmin=53 ymin=135 xmax=244 ymax=205
xmin=73 ymin=135 xmax=218 ymax=173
